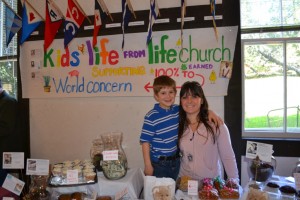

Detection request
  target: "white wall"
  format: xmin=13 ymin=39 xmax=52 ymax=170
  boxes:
xmin=30 ymin=96 xmax=224 ymax=168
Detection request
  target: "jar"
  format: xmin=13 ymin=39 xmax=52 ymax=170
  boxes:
xmin=101 ymin=131 xmax=128 ymax=180
xmin=249 ymin=156 xmax=276 ymax=182
xmin=90 ymin=138 xmax=104 ymax=171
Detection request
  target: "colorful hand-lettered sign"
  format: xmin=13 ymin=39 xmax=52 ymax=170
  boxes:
xmin=20 ymin=26 xmax=238 ymax=98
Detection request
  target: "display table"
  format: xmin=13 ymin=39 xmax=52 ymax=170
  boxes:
xmin=241 ymin=175 xmax=297 ymax=200
xmin=48 ymin=168 xmax=144 ymax=199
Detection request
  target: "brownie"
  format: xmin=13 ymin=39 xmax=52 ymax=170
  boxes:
xmin=266 ymin=182 xmax=280 ymax=188
xmin=279 ymin=185 xmax=297 ymax=194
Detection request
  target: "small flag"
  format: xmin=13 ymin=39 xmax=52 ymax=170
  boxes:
xmin=5 ymin=5 xmax=22 ymax=47
xmin=146 ymin=0 xmax=159 ymax=45
xmin=121 ymin=0 xmax=133 ymax=50
xmin=20 ymin=1 xmax=43 ymax=45
xmin=180 ymin=0 xmax=186 ymax=49
xmin=93 ymin=0 xmax=107 ymax=48
xmin=44 ymin=0 xmax=64 ymax=51
xmin=210 ymin=0 xmax=219 ymax=41
xmin=64 ymin=0 xmax=85 ymax=48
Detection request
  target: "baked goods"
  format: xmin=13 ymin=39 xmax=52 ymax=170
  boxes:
xmin=84 ymin=171 xmax=96 ymax=181
xmin=71 ymin=192 xmax=83 ymax=200
xmin=279 ymin=185 xmax=297 ymax=194
xmin=178 ymin=176 xmax=191 ymax=191
xmin=202 ymin=178 xmax=213 ymax=187
xmin=213 ymin=176 xmax=225 ymax=191
xmin=96 ymin=196 xmax=112 ymax=200
xmin=58 ymin=194 xmax=71 ymax=200
xmin=58 ymin=192 xmax=86 ymax=200
xmin=218 ymin=186 xmax=239 ymax=199
xmin=266 ymin=182 xmax=279 ymax=188
xmin=198 ymin=185 xmax=219 ymax=200
xmin=225 ymin=178 xmax=239 ymax=189
xmin=52 ymin=167 xmax=62 ymax=176
xmin=246 ymin=188 xmax=269 ymax=200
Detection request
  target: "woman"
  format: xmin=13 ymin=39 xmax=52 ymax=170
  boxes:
xmin=178 ymin=81 xmax=239 ymax=182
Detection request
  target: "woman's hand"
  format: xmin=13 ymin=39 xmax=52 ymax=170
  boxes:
xmin=208 ymin=110 xmax=224 ymax=126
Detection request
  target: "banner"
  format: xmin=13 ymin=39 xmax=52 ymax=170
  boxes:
xmin=20 ymin=26 xmax=238 ymax=98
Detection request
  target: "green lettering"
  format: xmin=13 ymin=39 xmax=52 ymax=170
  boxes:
xmin=166 ymin=49 xmax=177 ymax=63
xmin=44 ymin=49 xmax=54 ymax=67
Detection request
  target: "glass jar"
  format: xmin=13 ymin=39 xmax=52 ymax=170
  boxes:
xmin=249 ymin=156 xmax=276 ymax=182
xmin=101 ymin=131 xmax=128 ymax=180
xmin=90 ymin=138 xmax=104 ymax=171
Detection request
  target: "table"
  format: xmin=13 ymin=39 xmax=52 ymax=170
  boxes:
xmin=48 ymin=168 xmax=144 ymax=199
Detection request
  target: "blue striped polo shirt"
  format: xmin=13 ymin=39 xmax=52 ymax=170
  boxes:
xmin=140 ymin=103 xmax=179 ymax=162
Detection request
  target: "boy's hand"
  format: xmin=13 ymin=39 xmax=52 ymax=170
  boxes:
xmin=144 ymin=164 xmax=154 ymax=176
xmin=208 ymin=110 xmax=224 ymax=126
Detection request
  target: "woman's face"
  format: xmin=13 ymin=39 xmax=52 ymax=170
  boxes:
xmin=180 ymin=92 xmax=202 ymax=115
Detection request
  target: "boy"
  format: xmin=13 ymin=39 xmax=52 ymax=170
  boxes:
xmin=140 ymin=75 xmax=222 ymax=180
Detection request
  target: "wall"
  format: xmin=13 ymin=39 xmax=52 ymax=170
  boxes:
xmin=30 ymin=97 xmax=224 ymax=168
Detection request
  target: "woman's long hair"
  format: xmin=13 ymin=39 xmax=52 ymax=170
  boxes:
xmin=178 ymin=81 xmax=219 ymax=144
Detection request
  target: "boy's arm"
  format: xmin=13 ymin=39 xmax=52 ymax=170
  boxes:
xmin=141 ymin=142 xmax=154 ymax=176
xmin=208 ymin=110 xmax=224 ymax=126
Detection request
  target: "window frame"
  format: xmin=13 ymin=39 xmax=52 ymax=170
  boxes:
xmin=241 ymin=35 xmax=300 ymax=139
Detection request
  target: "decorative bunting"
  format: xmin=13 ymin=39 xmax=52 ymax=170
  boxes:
xmin=64 ymin=0 xmax=85 ymax=48
xmin=97 ymin=0 xmax=113 ymax=22
xmin=44 ymin=0 xmax=64 ymax=51
xmin=3 ymin=1 xmax=22 ymax=47
xmin=20 ymin=0 xmax=43 ymax=45
xmin=210 ymin=0 xmax=219 ymax=41
xmin=180 ymin=0 xmax=186 ymax=49
xmin=121 ymin=0 xmax=134 ymax=50
xmin=146 ymin=0 xmax=159 ymax=45
xmin=93 ymin=0 xmax=108 ymax=48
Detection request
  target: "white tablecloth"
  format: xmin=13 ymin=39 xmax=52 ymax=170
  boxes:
xmin=48 ymin=168 xmax=144 ymax=199
xmin=97 ymin=168 xmax=144 ymax=198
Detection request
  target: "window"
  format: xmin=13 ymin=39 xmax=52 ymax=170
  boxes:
xmin=241 ymin=0 xmax=300 ymax=138
xmin=0 ymin=0 xmax=18 ymax=99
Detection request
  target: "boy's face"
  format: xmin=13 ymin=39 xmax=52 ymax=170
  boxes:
xmin=154 ymin=86 xmax=176 ymax=109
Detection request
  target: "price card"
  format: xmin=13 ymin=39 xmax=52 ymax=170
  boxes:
xmin=187 ymin=180 xmax=198 ymax=196
xmin=246 ymin=141 xmax=273 ymax=162
xmin=26 ymin=159 xmax=49 ymax=175
xmin=3 ymin=152 xmax=24 ymax=169
xmin=103 ymin=150 xmax=118 ymax=161
xmin=2 ymin=174 xmax=25 ymax=196
xmin=66 ymin=170 xmax=79 ymax=184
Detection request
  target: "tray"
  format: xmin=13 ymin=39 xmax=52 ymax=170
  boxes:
xmin=48 ymin=170 xmax=98 ymax=187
